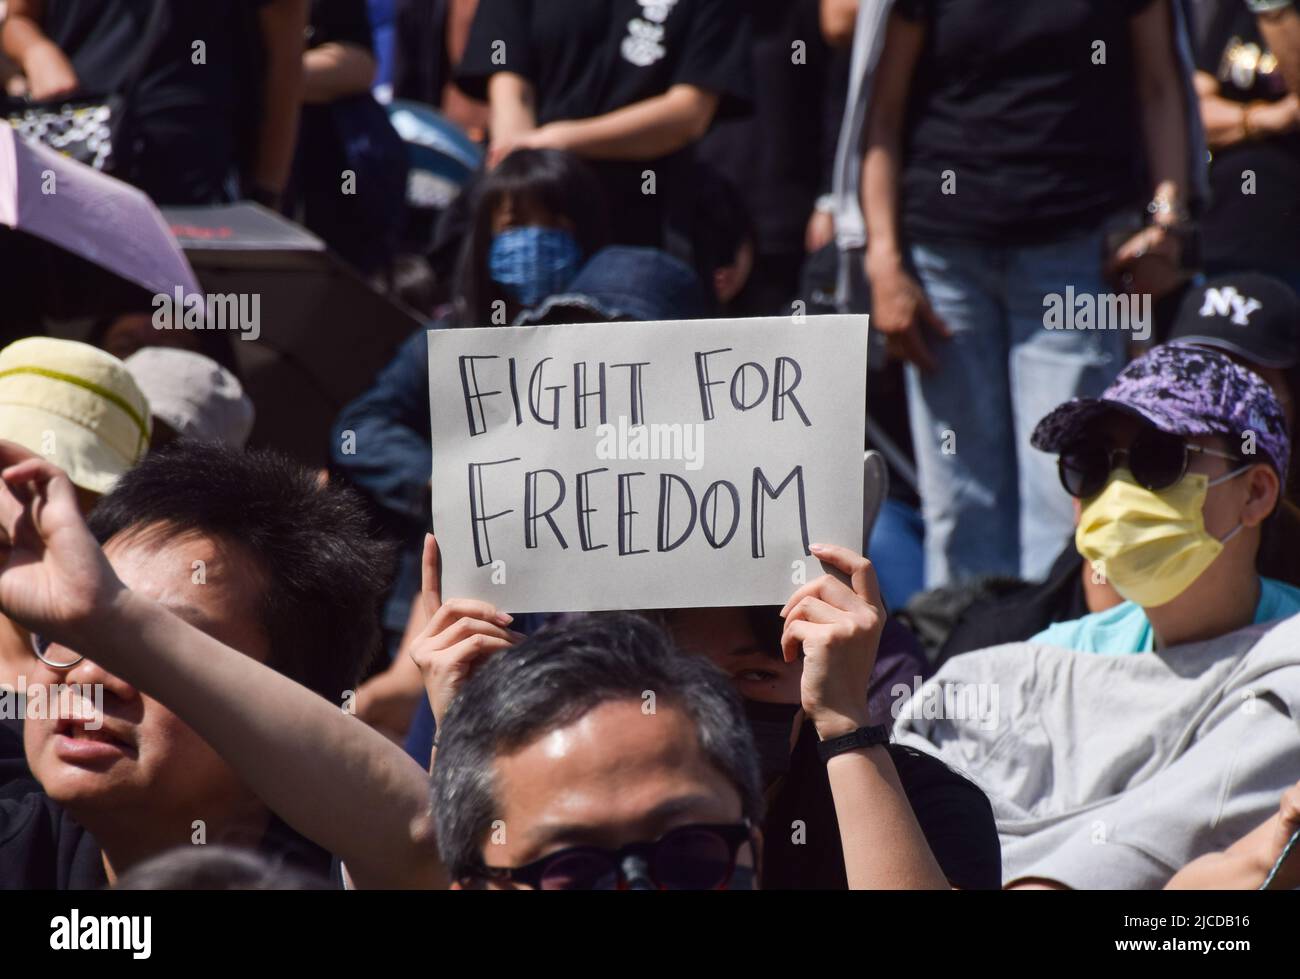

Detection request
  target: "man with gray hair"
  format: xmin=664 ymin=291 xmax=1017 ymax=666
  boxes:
xmin=431 ymin=613 xmax=766 ymax=889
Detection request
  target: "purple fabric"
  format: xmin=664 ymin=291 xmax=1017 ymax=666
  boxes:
xmin=867 ymin=618 xmax=928 ymax=727
xmin=1031 ymin=344 xmax=1290 ymax=479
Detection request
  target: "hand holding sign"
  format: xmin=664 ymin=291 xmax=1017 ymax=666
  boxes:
xmin=780 ymin=543 xmax=885 ymax=742
xmin=407 ymin=533 xmax=525 ymax=731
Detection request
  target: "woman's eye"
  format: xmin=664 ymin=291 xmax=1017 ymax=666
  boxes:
xmin=737 ymin=669 xmax=777 ymax=683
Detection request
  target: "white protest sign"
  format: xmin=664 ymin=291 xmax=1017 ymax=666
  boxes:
xmin=428 ymin=315 xmax=867 ymax=611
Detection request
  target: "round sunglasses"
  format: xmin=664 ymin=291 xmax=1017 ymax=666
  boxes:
xmin=1057 ymin=429 xmax=1245 ymax=499
xmin=471 ymin=821 xmax=755 ymax=891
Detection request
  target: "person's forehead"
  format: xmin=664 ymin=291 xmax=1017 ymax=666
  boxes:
xmin=492 ymin=700 xmax=741 ymax=847
xmin=103 ymin=529 xmax=266 ymax=635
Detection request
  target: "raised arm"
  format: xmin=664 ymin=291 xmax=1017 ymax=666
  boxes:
xmin=781 ymin=543 xmax=950 ymax=889
xmin=0 ymin=442 xmax=445 ymax=890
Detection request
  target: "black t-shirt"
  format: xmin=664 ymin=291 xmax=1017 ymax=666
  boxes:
xmin=0 ymin=779 xmax=336 ymax=889
xmin=0 ymin=780 xmax=108 ymax=889
xmin=761 ymin=721 xmax=1002 ymax=890
xmin=1 ymin=717 xmax=32 ymax=790
xmin=40 ymin=0 xmax=268 ymax=205
xmin=1193 ymin=1 xmax=1300 ymax=279
xmin=697 ymin=0 xmax=842 ymax=256
xmin=894 ymin=0 xmax=1155 ymax=245
xmin=307 ymin=0 xmax=376 ymax=52
xmin=457 ymin=0 xmax=752 ymax=250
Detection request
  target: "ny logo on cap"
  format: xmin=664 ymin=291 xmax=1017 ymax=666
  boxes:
xmin=1200 ymin=287 xmax=1262 ymax=326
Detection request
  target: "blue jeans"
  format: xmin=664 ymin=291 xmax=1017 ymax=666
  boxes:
xmin=867 ymin=497 xmax=925 ymax=612
xmin=906 ymin=230 xmax=1126 ymax=587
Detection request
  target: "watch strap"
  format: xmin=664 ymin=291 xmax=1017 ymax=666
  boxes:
xmin=816 ymin=723 xmax=891 ymax=762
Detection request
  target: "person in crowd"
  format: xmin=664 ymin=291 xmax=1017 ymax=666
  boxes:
xmin=0 ymin=338 xmax=149 ymax=691
xmin=1 ymin=0 xmax=308 ymax=208
xmin=428 ymin=613 xmax=769 ymax=889
xmin=124 ymin=348 xmax=256 ymax=451
xmin=412 ymin=540 xmax=955 ymax=889
xmin=696 ymin=0 xmax=846 ymax=316
xmin=1166 ymin=272 xmax=1300 ymax=495
xmin=451 ymin=148 xmax=610 ymax=327
xmin=1029 ymin=343 xmax=1298 ymax=655
xmin=455 ymin=0 xmax=752 ymax=260
xmin=0 ymin=441 xmax=412 ymax=888
xmin=939 ymin=273 xmax=1300 ymax=660
xmin=862 ymin=0 xmax=1194 ymax=588
xmin=1193 ymin=0 xmax=1300 ymax=293
xmin=893 ymin=595 xmax=1300 ymax=889
xmin=392 ymin=0 xmax=488 ymax=141
xmin=1166 ymin=777 xmax=1300 ymax=889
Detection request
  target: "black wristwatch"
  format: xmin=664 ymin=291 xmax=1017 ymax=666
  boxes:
xmin=816 ymin=724 xmax=891 ymax=763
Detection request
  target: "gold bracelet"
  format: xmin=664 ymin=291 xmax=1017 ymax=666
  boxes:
xmin=1242 ymin=103 xmax=1257 ymax=140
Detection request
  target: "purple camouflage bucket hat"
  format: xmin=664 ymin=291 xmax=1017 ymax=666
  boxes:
xmin=1031 ymin=344 xmax=1291 ymax=480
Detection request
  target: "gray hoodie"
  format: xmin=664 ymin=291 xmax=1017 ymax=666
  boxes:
xmin=893 ymin=615 xmax=1300 ymax=888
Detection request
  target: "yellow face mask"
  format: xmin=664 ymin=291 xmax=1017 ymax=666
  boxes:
xmin=1075 ymin=467 xmax=1246 ymax=609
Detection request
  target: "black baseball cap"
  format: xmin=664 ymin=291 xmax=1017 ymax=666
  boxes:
xmin=1167 ymin=272 xmax=1300 ymax=370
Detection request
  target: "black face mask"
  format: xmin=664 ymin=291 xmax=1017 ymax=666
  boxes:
xmin=742 ymin=698 xmax=801 ymax=787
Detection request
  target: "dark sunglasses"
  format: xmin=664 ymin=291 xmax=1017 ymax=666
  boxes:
xmin=470 ymin=821 xmax=755 ymax=891
xmin=1058 ymin=429 xmax=1244 ymax=499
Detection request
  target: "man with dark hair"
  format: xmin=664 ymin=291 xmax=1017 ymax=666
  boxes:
xmin=0 ymin=440 xmax=400 ymax=887
xmin=413 ymin=535 xmax=957 ymax=889
xmin=86 ymin=441 xmax=391 ymax=701
xmin=430 ymin=613 xmax=765 ymax=889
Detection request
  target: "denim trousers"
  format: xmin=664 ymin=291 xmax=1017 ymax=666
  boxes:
xmin=905 ymin=229 xmax=1128 ymax=586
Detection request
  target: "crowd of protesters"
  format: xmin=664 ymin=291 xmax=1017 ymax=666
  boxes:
xmin=1 ymin=0 xmax=1300 ymax=891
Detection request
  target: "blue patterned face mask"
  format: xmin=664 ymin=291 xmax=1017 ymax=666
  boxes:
xmin=487 ymin=226 xmax=584 ymax=310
